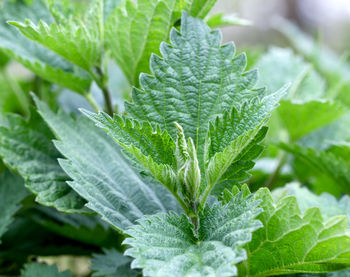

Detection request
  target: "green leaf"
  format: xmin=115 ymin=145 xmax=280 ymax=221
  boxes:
xmin=0 ymin=0 xmax=91 ymax=94
xmin=274 ymin=19 xmax=350 ymax=100
xmin=280 ymin=143 xmax=350 ymax=195
xmin=0 ymin=109 xmax=86 ymax=213
xmin=206 ymin=13 xmax=251 ymax=28
xmin=21 ymin=263 xmax=72 ymax=277
xmin=82 ymin=111 xmax=177 ymax=191
xmin=105 ymin=0 xmax=178 ymax=85
xmin=10 ymin=0 xmax=104 ymax=72
xmin=240 ymin=188 xmax=350 ymax=276
xmin=272 ymin=183 xmax=350 ymax=224
xmin=27 ymin=206 xmax=123 ymax=249
xmin=91 ymin=249 xmax=138 ymax=277
xmin=124 ymin=187 xmax=262 ymax=277
xmin=35 ymin=97 xmax=180 ymax=232
xmin=278 ymin=100 xmax=346 ymax=141
xmin=0 ymin=171 xmax=28 ymax=243
xmin=256 ymin=47 xmax=325 ymax=101
xmin=189 ymin=0 xmax=217 ymax=18
xmin=126 ymin=12 xmax=286 ymax=171
xmin=299 ymin=112 xmax=350 ymax=150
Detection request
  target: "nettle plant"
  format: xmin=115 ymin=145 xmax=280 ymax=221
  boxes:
xmin=1 ymin=0 xmax=350 ymax=276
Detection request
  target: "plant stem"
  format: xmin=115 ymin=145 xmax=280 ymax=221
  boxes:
xmin=200 ymin=183 xmax=213 ymax=209
xmin=86 ymin=93 xmax=101 ymax=112
xmin=90 ymin=67 xmax=114 ymax=115
xmin=265 ymin=152 xmax=287 ymax=188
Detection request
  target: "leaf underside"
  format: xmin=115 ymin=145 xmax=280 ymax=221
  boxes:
xmin=35 ymin=97 xmax=180 ymax=233
xmin=0 ymin=109 xmax=86 ymax=213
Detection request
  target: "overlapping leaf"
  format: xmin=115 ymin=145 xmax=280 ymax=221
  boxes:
xmin=0 ymin=110 xmax=86 ymax=213
xmin=91 ymin=249 xmax=138 ymax=277
xmin=280 ymin=143 xmax=350 ymax=195
xmin=125 ymin=13 xmax=286 ymax=171
xmin=83 ymin=111 xmax=177 ymax=191
xmin=35 ymin=97 xmax=180 ymax=232
xmin=106 ymin=0 xmax=179 ymax=85
xmin=0 ymin=0 xmax=91 ymax=94
xmin=10 ymin=0 xmax=104 ymax=72
xmin=124 ymin=187 xmax=262 ymax=277
xmin=239 ymin=188 xmax=350 ymax=276
xmin=256 ymin=47 xmax=325 ymax=101
xmin=21 ymin=263 xmax=72 ymax=277
xmin=278 ymin=100 xmax=346 ymax=141
xmin=0 ymin=171 xmax=28 ymax=243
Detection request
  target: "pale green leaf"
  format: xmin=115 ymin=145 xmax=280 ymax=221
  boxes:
xmin=206 ymin=13 xmax=251 ymax=28
xmin=105 ymin=0 xmax=179 ymax=85
xmin=35 ymin=97 xmax=180 ymax=232
xmin=274 ymin=19 xmax=350 ymax=97
xmin=0 ymin=171 xmax=28 ymax=243
xmin=10 ymin=0 xmax=104 ymax=72
xmin=189 ymin=0 xmax=217 ymax=18
xmin=21 ymin=263 xmax=72 ymax=277
xmin=126 ymin=13 xmax=285 ymax=171
xmin=273 ymin=183 xmax=350 ymax=224
xmin=91 ymin=249 xmax=138 ymax=277
xmin=83 ymin=110 xmax=177 ymax=191
xmin=240 ymin=188 xmax=350 ymax=276
xmin=0 ymin=0 xmax=91 ymax=94
xmin=278 ymin=100 xmax=346 ymax=141
xmin=256 ymin=47 xmax=325 ymax=101
xmin=0 ymin=110 xmax=86 ymax=213
xmin=299 ymin=112 xmax=350 ymax=150
xmin=124 ymin=188 xmax=262 ymax=277
xmin=280 ymin=143 xmax=350 ymax=195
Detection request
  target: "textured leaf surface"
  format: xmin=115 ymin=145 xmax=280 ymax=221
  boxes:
xmin=0 ymin=111 xmax=86 ymax=212
xmin=126 ymin=13 xmax=286 ymax=171
xmin=256 ymin=47 xmax=325 ymax=101
xmin=0 ymin=171 xmax=28 ymax=242
xmin=35 ymin=97 xmax=180 ymax=232
xmin=0 ymin=110 xmax=86 ymax=213
xmin=21 ymin=263 xmax=72 ymax=277
xmin=0 ymin=0 xmax=91 ymax=93
xmin=124 ymin=188 xmax=262 ymax=277
xmin=10 ymin=0 xmax=104 ymax=72
xmin=240 ymin=188 xmax=350 ymax=276
xmin=106 ymin=0 xmax=178 ymax=85
xmin=91 ymin=249 xmax=138 ymax=277
xmin=280 ymin=143 xmax=350 ymax=195
xmin=278 ymin=100 xmax=346 ymax=141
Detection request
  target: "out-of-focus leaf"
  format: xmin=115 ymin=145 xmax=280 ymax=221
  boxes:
xmin=0 ymin=171 xmax=28 ymax=243
xmin=91 ymin=249 xmax=138 ymax=277
xmin=0 ymin=0 xmax=91 ymax=94
xmin=206 ymin=13 xmax=251 ymax=28
xmin=21 ymin=263 xmax=72 ymax=277
xmin=256 ymin=47 xmax=325 ymax=101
